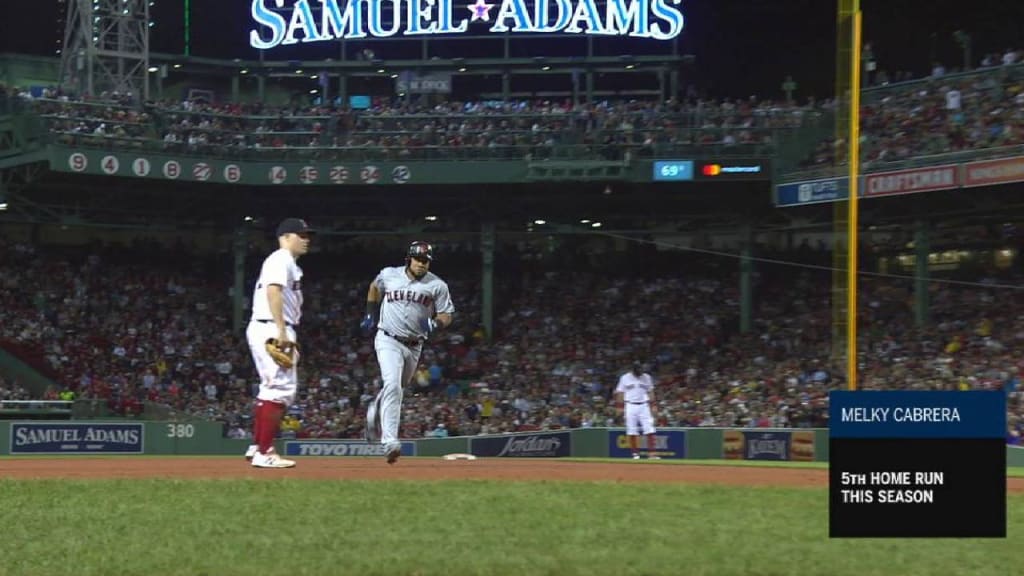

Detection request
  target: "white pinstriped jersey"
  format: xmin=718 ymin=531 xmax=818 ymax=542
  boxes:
xmin=251 ymin=248 xmax=304 ymax=325
xmin=616 ymin=372 xmax=654 ymax=403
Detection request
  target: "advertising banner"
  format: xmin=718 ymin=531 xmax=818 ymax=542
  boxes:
xmin=284 ymin=440 xmax=416 ymax=457
xmin=471 ymin=431 xmax=571 ymax=457
xmin=863 ymin=165 xmax=959 ymax=197
xmin=963 ymin=156 xmax=1024 ymax=188
xmin=10 ymin=423 xmax=144 ymax=454
xmin=775 ymin=176 xmax=853 ymax=207
xmin=741 ymin=431 xmax=791 ymax=461
xmin=723 ymin=429 xmax=744 ymax=459
xmin=396 ymin=71 xmax=452 ymax=94
xmin=789 ymin=430 xmax=816 ymax=462
xmin=695 ymin=160 xmax=770 ymax=181
xmin=607 ymin=430 xmax=686 ymax=458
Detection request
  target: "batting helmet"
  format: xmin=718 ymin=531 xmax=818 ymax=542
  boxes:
xmin=407 ymin=241 xmax=433 ymax=262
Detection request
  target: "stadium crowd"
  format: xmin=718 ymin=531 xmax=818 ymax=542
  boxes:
xmin=6 ymin=53 xmax=1024 ymax=442
xmin=799 ymin=58 xmax=1024 ymax=173
xmin=10 ymin=56 xmax=1022 ymax=170
xmin=25 ymin=92 xmax=807 ymax=161
xmin=1 ymin=235 xmax=1022 ymax=442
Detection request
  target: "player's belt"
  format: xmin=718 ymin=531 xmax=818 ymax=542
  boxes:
xmin=626 ymin=401 xmax=647 ymax=404
xmin=381 ymin=329 xmax=422 ymax=347
xmin=254 ymin=319 xmax=298 ymax=328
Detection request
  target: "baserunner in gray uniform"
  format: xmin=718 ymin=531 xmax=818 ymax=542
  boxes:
xmin=361 ymin=241 xmax=455 ymax=464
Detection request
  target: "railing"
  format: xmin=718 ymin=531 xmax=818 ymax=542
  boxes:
xmin=776 ymin=61 xmax=1024 ymax=182
xmin=0 ymin=400 xmax=72 ymax=412
xmin=778 ymin=144 xmax=1024 ymax=183
xmin=27 ymin=97 xmax=822 ymax=162
xmin=861 ymin=61 xmax=1024 ymax=102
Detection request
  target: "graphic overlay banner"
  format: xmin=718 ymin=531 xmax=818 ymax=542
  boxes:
xmin=829 ymin=391 xmax=1006 ymax=538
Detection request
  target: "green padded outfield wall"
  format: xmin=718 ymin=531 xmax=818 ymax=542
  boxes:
xmin=416 ymin=436 xmax=470 ymax=457
xmin=686 ymin=428 xmax=725 ymax=459
xmin=571 ymin=428 xmax=609 ymax=458
xmin=0 ymin=421 xmax=1016 ymax=466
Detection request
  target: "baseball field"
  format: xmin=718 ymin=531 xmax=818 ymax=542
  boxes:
xmin=1 ymin=457 xmax=1022 ymax=576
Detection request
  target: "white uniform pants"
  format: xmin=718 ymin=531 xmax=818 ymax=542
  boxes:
xmin=373 ymin=331 xmax=422 ymax=445
xmin=625 ymin=402 xmax=655 ymax=435
xmin=246 ymin=321 xmax=299 ymax=407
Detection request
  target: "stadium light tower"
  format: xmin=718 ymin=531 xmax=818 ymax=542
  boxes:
xmin=59 ymin=0 xmax=151 ymax=100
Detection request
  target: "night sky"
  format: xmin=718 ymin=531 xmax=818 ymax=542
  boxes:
xmin=8 ymin=0 xmax=1024 ymax=99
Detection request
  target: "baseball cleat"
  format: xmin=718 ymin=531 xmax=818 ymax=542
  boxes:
xmin=385 ymin=442 xmax=402 ymax=465
xmin=244 ymin=444 xmax=258 ymax=461
xmin=632 ymin=453 xmax=641 ymax=460
xmin=251 ymin=452 xmax=296 ymax=468
xmin=648 ymin=455 xmax=661 ymax=460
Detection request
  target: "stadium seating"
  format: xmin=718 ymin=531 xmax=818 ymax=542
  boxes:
xmin=1 ymin=234 xmax=1020 ymax=441
xmin=26 ymin=94 xmax=814 ymax=161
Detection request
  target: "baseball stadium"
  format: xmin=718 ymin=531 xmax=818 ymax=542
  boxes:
xmin=2 ymin=0 xmax=1024 ymax=574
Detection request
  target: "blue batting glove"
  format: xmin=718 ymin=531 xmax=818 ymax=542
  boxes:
xmin=420 ymin=317 xmax=437 ymax=338
xmin=360 ymin=314 xmax=376 ymax=334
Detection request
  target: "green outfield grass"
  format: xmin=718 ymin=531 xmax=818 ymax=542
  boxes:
xmin=1 ymin=477 xmax=1022 ymax=576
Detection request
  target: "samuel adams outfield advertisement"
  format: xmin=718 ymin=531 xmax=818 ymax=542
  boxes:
xmin=11 ymin=423 xmax=144 ymax=454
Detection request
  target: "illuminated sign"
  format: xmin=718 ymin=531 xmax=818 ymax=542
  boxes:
xmin=702 ymin=163 xmax=762 ymax=176
xmin=249 ymin=0 xmax=685 ymax=49
xmin=652 ymin=160 xmax=693 ymax=181
xmin=697 ymin=161 xmax=768 ymax=181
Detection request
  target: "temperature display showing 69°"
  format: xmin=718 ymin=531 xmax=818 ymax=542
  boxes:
xmin=653 ymin=160 xmax=694 ymax=181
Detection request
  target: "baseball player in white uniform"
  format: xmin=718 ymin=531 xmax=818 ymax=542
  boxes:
xmin=615 ymin=361 xmax=660 ymax=460
xmin=360 ymin=241 xmax=455 ymax=464
xmin=243 ymin=218 xmax=313 ymax=468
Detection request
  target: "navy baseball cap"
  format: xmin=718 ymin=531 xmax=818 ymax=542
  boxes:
xmin=277 ymin=218 xmax=315 ymax=236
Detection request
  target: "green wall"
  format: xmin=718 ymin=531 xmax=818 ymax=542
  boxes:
xmin=0 ymin=421 xmax=1017 ymax=468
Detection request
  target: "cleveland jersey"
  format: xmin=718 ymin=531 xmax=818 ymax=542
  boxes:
xmin=375 ymin=266 xmax=454 ymax=339
xmin=616 ymin=372 xmax=654 ymax=403
xmin=251 ymin=248 xmax=304 ymax=325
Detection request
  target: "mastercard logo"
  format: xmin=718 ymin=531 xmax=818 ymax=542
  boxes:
xmin=702 ymin=164 xmax=722 ymax=176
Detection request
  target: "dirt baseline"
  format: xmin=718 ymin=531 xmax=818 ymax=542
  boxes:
xmin=3 ymin=457 xmax=1024 ymax=492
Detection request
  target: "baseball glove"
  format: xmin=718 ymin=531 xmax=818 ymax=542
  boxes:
xmin=265 ymin=338 xmax=297 ymax=369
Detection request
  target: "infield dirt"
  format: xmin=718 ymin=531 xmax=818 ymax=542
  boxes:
xmin=3 ymin=458 xmax=1024 ymax=491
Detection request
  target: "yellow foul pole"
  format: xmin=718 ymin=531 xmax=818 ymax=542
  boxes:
xmin=846 ymin=9 xmax=862 ymax=391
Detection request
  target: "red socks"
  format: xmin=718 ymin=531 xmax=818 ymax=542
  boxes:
xmin=254 ymin=400 xmax=286 ymax=454
xmin=252 ymin=401 xmax=263 ymax=449
xmin=647 ymin=434 xmax=657 ymax=452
